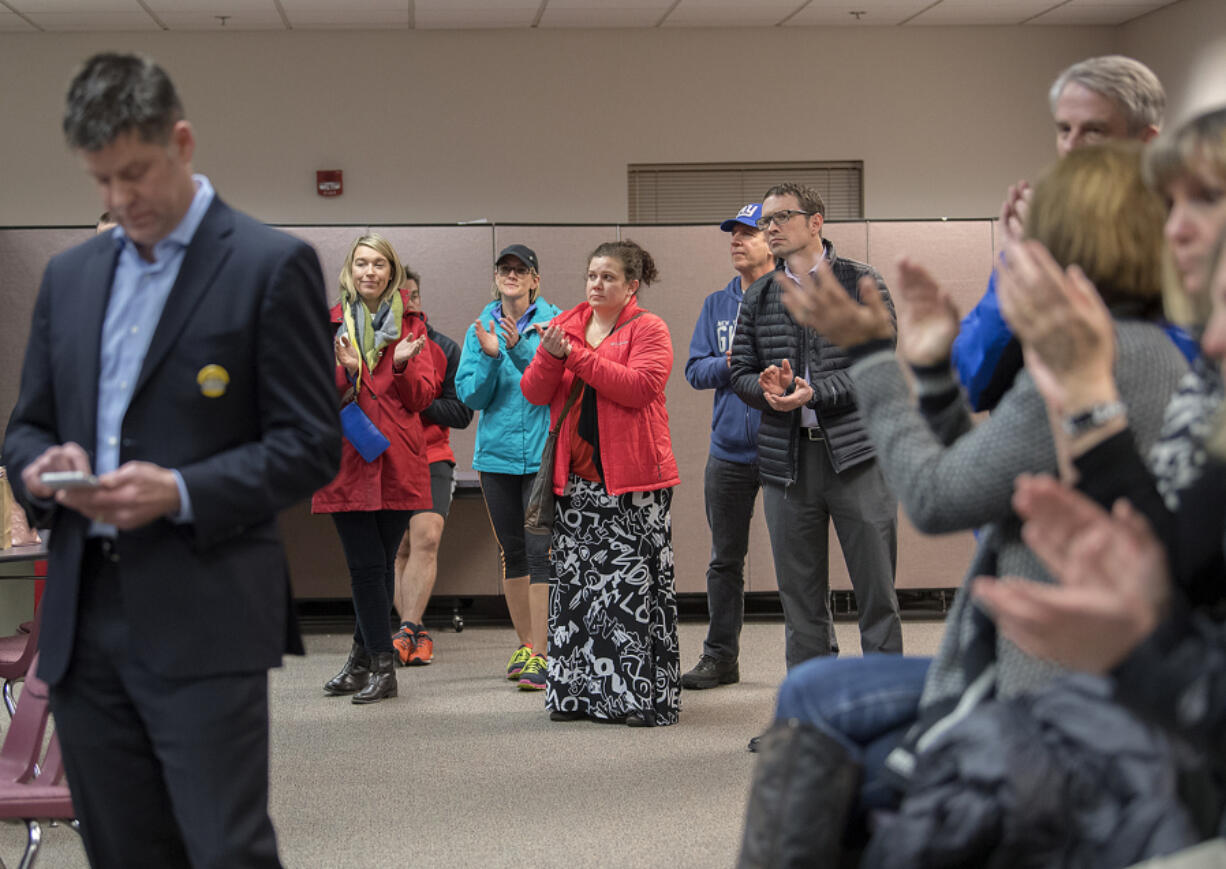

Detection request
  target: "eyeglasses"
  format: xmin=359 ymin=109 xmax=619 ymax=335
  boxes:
xmin=496 ymin=264 xmax=532 ymax=278
xmin=756 ymin=210 xmax=815 ymax=231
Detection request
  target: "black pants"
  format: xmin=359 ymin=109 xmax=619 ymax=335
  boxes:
xmin=332 ymin=510 xmax=412 ymax=653
xmin=50 ymin=540 xmax=282 ymax=869
xmin=479 ymin=471 xmax=551 ymax=584
xmin=702 ymin=455 xmax=761 ymax=662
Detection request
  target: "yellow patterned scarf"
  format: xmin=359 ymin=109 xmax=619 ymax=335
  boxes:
xmin=341 ymin=290 xmax=403 ymax=392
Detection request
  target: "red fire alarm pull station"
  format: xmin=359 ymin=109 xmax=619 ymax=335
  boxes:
xmin=317 ymin=170 xmax=343 ymax=197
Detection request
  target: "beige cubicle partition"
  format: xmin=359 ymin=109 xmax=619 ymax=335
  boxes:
xmin=0 ymin=220 xmax=990 ymax=603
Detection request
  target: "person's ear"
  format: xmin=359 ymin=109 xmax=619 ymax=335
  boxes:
xmin=171 ymin=120 xmax=195 ymax=164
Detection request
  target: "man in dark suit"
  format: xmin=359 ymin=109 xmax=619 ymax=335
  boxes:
xmin=2 ymin=53 xmax=340 ymax=868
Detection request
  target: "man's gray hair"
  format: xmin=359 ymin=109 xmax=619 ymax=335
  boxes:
xmin=1049 ymin=55 xmax=1165 ymax=135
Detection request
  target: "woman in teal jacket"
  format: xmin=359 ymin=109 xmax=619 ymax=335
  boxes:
xmin=456 ymin=244 xmax=561 ymax=691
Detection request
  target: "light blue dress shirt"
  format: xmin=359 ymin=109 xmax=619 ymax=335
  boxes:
xmin=783 ymin=253 xmax=827 ymax=430
xmin=90 ymin=174 xmax=215 ymax=537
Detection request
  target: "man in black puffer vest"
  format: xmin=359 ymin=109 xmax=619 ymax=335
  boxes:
xmin=730 ymin=182 xmax=902 ymax=669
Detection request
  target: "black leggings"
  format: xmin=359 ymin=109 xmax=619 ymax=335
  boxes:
xmin=479 ymin=471 xmax=551 ymax=585
xmin=331 ymin=510 xmax=412 ymax=653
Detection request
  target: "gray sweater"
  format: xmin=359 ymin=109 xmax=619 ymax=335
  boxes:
xmin=848 ymin=319 xmax=1188 ymax=714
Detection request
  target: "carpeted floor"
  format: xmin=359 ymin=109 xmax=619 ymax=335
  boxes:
xmin=0 ymin=618 xmax=947 ymax=868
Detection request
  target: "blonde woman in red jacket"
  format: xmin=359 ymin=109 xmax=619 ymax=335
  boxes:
xmin=312 ymin=234 xmax=440 ymax=704
xmin=521 ymin=240 xmax=681 ymax=727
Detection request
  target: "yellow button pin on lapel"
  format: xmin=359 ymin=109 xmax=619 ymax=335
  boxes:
xmin=196 ymin=364 xmax=230 ymax=398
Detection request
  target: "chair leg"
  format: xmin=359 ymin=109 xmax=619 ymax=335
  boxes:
xmin=18 ymin=819 xmax=41 ymax=869
xmin=3 ymin=680 xmax=15 ymax=719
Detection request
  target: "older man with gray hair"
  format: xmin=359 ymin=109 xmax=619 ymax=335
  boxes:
xmin=952 ymin=55 xmax=1185 ymax=411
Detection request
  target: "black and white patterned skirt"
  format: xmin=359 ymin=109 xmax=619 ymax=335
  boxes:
xmin=546 ymin=475 xmax=680 ymax=726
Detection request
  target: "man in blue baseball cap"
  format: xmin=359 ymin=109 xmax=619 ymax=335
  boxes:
xmin=681 ymin=203 xmax=775 ymax=690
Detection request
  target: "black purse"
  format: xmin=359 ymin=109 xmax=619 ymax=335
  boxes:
xmin=524 ymin=379 xmax=583 ymax=536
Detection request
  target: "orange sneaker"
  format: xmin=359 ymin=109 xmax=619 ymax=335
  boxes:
xmin=408 ymin=630 xmax=434 ymax=666
xmin=392 ymin=624 xmax=415 ymax=667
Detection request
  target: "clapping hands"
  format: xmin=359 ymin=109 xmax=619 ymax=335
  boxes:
xmin=972 ymin=474 xmax=1170 ymax=674
xmin=539 ymin=324 xmax=572 ymax=359
xmin=997 ymin=239 xmax=1119 ymax=415
xmin=393 ymin=333 xmax=427 ymax=368
xmin=334 ymin=334 xmax=360 ymax=375
xmin=758 ymin=359 xmax=813 ymax=412
xmin=894 ymin=258 xmax=960 ymax=367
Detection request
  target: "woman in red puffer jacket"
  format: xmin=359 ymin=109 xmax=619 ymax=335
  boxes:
xmin=520 ymin=239 xmax=680 ymax=727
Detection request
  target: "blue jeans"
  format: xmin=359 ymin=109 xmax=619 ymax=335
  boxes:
xmin=775 ymin=654 xmax=930 ymax=811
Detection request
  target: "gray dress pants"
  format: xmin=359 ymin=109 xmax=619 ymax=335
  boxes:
xmin=762 ymin=437 xmax=902 ymax=668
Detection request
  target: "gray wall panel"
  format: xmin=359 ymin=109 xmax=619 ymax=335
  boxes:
xmin=1 ymin=221 xmax=986 ymax=603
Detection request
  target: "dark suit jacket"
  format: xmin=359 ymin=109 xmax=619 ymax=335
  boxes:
xmin=2 ymin=197 xmax=342 ymax=685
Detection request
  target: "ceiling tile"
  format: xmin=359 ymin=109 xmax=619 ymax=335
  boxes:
xmin=144 ymin=0 xmax=279 ymax=10
xmin=907 ymin=8 xmax=1032 ymax=24
xmin=415 ymin=12 xmax=537 ymax=28
xmin=0 ymin=11 xmax=38 ymax=31
xmin=1029 ymin=3 xmax=1165 ymax=24
xmin=279 ymin=0 xmax=407 ymax=7
xmin=277 ymin=0 xmax=407 ymax=21
xmin=156 ymin=11 xmax=286 ymax=29
xmin=1057 ymin=0 xmax=1167 ymax=6
xmin=413 ymin=0 xmax=539 ymax=7
xmin=545 ymin=0 xmax=673 ymax=7
xmin=284 ymin=9 xmax=410 ymax=28
xmin=414 ymin=0 xmax=538 ymax=28
xmin=7 ymin=0 xmax=135 ymax=10
xmin=0 ymin=0 xmax=1191 ymax=31
xmin=538 ymin=7 xmax=669 ymax=27
xmin=784 ymin=3 xmax=929 ymax=27
xmin=662 ymin=1 xmax=798 ymax=27
xmin=23 ymin=11 xmax=162 ymax=30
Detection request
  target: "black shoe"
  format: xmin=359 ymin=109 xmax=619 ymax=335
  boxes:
xmin=681 ymin=655 xmax=740 ymax=690
xmin=549 ymin=710 xmax=585 ymax=722
xmin=625 ymin=713 xmax=651 ymax=728
xmin=590 ymin=714 xmax=627 ymax=725
xmin=352 ymin=651 xmax=398 ymax=704
xmin=747 ymin=734 xmax=761 ymax=753
xmin=323 ymin=642 xmax=371 ymax=695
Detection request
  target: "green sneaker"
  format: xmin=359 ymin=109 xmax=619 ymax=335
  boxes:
xmin=517 ymin=654 xmax=547 ymax=691
xmin=506 ymin=643 xmax=533 ymax=680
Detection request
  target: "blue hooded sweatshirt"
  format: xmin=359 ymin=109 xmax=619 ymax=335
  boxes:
xmin=456 ymin=296 xmax=561 ymax=474
xmin=685 ymin=276 xmax=761 ymax=465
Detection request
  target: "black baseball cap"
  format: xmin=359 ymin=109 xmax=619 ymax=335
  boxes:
xmin=496 ymin=244 xmax=539 ymax=273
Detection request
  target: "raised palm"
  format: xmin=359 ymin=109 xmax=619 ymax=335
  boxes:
xmin=894 ymin=258 xmax=959 ymax=367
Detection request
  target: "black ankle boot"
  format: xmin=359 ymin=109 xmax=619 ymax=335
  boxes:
xmin=352 ymin=651 xmax=398 ymax=704
xmin=323 ymin=642 xmax=370 ymax=695
xmin=737 ymin=718 xmax=861 ymax=869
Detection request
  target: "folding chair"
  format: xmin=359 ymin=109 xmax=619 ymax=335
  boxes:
xmin=0 ymin=608 xmax=40 ymax=718
xmin=0 ymin=654 xmax=80 ymax=868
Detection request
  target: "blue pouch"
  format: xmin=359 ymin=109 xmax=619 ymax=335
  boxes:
xmin=340 ymin=401 xmax=390 ymax=462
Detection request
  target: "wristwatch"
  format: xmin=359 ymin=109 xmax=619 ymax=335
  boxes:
xmin=1061 ymin=401 xmax=1126 ymax=437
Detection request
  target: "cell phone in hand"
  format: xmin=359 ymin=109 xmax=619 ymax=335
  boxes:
xmin=39 ymin=471 xmax=100 ymax=490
